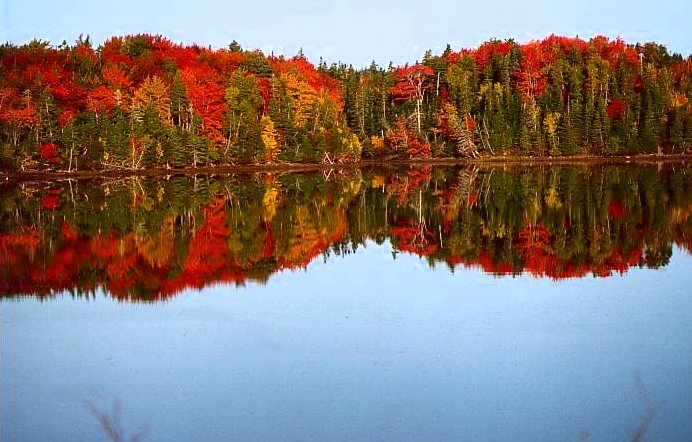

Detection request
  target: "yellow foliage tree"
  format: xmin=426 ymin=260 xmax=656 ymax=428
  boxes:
xmin=132 ymin=76 xmax=171 ymax=124
xmin=370 ymin=135 xmax=385 ymax=152
xmin=281 ymin=71 xmax=317 ymax=128
xmin=261 ymin=115 xmax=280 ymax=162
xmin=338 ymin=129 xmax=362 ymax=160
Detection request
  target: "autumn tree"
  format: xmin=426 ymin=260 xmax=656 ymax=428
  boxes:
xmin=132 ymin=75 xmax=171 ymax=124
xmin=390 ymin=64 xmax=434 ymax=133
xmin=224 ymin=71 xmax=264 ymax=162
xmin=261 ymin=115 xmax=280 ymax=162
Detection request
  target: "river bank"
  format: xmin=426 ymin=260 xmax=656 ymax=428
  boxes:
xmin=2 ymin=153 xmax=691 ymax=182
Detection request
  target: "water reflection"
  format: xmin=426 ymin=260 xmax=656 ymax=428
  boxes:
xmin=1 ymin=164 xmax=691 ymax=300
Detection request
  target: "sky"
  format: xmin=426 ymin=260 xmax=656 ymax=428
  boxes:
xmin=1 ymin=0 xmax=690 ymax=67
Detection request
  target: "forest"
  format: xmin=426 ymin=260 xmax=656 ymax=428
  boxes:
xmin=0 ymin=34 xmax=690 ymax=172
xmin=2 ymin=165 xmax=691 ymax=300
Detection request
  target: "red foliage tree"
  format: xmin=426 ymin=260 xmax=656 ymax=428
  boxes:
xmin=390 ymin=64 xmax=434 ymax=132
xmin=606 ymin=99 xmax=627 ymax=119
xmin=181 ymin=66 xmax=228 ymax=144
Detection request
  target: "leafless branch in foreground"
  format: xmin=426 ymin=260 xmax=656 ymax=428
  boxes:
xmin=85 ymin=399 xmax=150 ymax=442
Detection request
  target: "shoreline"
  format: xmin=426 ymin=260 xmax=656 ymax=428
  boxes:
xmin=2 ymin=153 xmax=691 ymax=182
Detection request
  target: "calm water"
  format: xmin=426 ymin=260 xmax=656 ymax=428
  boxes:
xmin=2 ymin=164 xmax=692 ymax=441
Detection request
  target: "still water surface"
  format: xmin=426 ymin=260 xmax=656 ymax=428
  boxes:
xmin=2 ymin=164 xmax=691 ymax=441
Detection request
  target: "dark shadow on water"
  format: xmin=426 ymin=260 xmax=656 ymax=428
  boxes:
xmin=579 ymin=372 xmax=663 ymax=442
xmin=85 ymin=399 xmax=149 ymax=442
xmin=630 ymin=372 xmax=662 ymax=442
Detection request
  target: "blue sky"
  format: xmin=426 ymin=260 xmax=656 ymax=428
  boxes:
xmin=1 ymin=0 xmax=690 ymax=67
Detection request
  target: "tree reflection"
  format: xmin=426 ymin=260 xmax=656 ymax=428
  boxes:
xmin=1 ymin=164 xmax=691 ymax=301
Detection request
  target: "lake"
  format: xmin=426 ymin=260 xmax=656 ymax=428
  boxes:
xmin=1 ymin=164 xmax=691 ymax=441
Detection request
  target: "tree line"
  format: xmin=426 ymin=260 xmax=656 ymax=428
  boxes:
xmin=0 ymin=34 xmax=690 ymax=171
